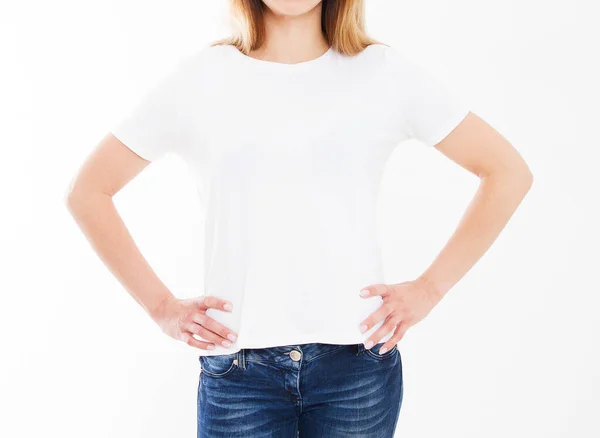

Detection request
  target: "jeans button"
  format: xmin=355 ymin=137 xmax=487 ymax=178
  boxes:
xmin=289 ymin=350 xmax=302 ymax=361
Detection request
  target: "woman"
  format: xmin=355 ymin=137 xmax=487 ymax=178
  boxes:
xmin=66 ymin=0 xmax=533 ymax=436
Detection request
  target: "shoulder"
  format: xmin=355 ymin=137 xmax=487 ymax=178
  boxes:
xmin=345 ymin=42 xmax=389 ymax=65
xmin=349 ymin=43 xmax=418 ymax=78
xmin=171 ymin=43 xmax=234 ymax=81
xmin=368 ymin=43 xmax=442 ymax=91
xmin=354 ymin=43 xmax=404 ymax=62
xmin=188 ymin=43 xmax=233 ymax=65
xmin=369 ymin=43 xmax=417 ymax=74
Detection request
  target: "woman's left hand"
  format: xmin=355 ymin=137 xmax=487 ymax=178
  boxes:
xmin=358 ymin=279 xmax=444 ymax=354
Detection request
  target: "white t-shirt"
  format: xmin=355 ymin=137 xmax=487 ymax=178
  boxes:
xmin=111 ymin=42 xmax=470 ymax=356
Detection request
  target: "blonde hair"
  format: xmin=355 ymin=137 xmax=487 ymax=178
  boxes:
xmin=211 ymin=0 xmax=384 ymax=56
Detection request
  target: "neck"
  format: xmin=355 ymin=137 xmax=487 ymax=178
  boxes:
xmin=252 ymin=3 xmax=329 ymax=64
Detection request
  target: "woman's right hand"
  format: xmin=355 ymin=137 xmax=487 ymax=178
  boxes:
xmin=150 ymin=295 xmax=238 ymax=350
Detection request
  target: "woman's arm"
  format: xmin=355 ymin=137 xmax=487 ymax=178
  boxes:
xmin=358 ymin=111 xmax=533 ymax=353
xmin=65 ymin=133 xmax=238 ymax=351
xmin=65 ymin=134 xmax=166 ymax=317
xmin=416 ymin=111 xmax=533 ymax=298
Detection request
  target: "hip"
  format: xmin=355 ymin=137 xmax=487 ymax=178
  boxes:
xmin=197 ymin=342 xmax=403 ymax=437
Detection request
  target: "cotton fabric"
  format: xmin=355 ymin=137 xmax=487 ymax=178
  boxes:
xmin=111 ymin=42 xmax=470 ymax=356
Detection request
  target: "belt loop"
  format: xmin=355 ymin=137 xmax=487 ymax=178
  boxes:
xmin=239 ymin=348 xmax=246 ymax=369
xmin=356 ymin=343 xmax=364 ymax=356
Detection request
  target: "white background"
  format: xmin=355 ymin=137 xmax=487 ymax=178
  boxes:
xmin=2 ymin=0 xmax=599 ymax=436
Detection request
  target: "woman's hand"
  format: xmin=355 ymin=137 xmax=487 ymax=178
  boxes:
xmin=150 ymin=295 xmax=238 ymax=351
xmin=358 ymin=279 xmax=444 ymax=354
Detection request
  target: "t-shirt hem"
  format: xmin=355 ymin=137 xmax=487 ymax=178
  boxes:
xmin=111 ymin=129 xmax=161 ymax=162
xmin=197 ymin=330 xmax=395 ymax=357
xmin=422 ymin=107 xmax=471 ymax=147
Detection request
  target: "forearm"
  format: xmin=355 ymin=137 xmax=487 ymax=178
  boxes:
xmin=66 ymin=191 xmax=174 ymax=319
xmin=414 ymin=167 xmax=533 ymax=299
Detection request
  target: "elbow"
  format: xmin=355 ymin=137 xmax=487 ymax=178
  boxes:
xmin=64 ymin=175 xmax=78 ymax=208
xmin=65 ymin=182 xmax=111 ymax=218
xmin=64 ymin=180 xmax=86 ymax=216
xmin=64 ymin=189 xmax=80 ymax=216
xmin=518 ymin=162 xmax=534 ymax=194
xmin=504 ymin=162 xmax=534 ymax=199
xmin=64 ymin=174 xmax=94 ymax=215
xmin=482 ymin=161 xmax=533 ymax=196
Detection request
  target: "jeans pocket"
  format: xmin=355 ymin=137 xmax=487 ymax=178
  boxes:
xmin=199 ymin=352 xmax=239 ymax=378
xmin=363 ymin=342 xmax=398 ymax=360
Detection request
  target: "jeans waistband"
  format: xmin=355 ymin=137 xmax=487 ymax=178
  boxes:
xmin=236 ymin=342 xmax=361 ymax=368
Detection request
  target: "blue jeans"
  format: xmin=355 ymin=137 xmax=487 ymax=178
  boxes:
xmin=197 ymin=342 xmax=403 ymax=437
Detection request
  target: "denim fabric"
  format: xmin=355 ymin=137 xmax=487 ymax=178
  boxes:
xmin=197 ymin=342 xmax=403 ymax=437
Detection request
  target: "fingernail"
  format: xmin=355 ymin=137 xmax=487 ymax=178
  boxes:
xmin=223 ymin=302 xmax=233 ymax=311
xmin=227 ymin=333 xmax=237 ymax=342
xmin=207 ymin=344 xmax=215 ymax=350
xmin=380 ymin=347 xmax=388 ymax=354
xmin=359 ymin=324 xmax=368 ymax=334
xmin=359 ymin=289 xmax=370 ymax=297
xmin=364 ymin=339 xmax=374 ymax=349
xmin=222 ymin=340 xmax=232 ymax=348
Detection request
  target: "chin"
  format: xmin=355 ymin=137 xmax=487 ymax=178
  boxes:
xmin=262 ymin=0 xmax=323 ymax=17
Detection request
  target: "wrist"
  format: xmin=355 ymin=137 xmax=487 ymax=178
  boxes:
xmin=414 ymin=275 xmax=447 ymax=302
xmin=146 ymin=292 xmax=176 ymax=321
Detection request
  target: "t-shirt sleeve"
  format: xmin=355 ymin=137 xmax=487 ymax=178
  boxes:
xmin=111 ymin=57 xmax=192 ymax=162
xmin=384 ymin=45 xmax=471 ymax=147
